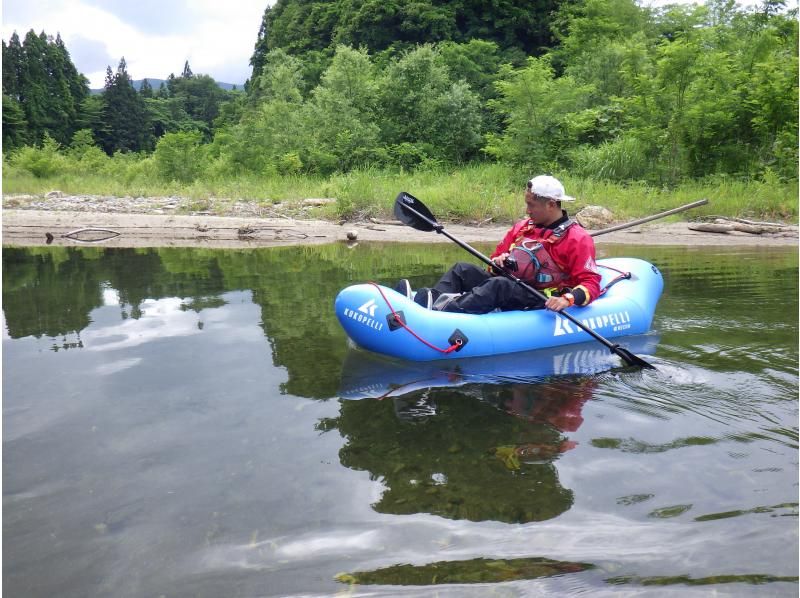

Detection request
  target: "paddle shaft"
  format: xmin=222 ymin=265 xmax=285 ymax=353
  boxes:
xmin=400 ymin=202 xmax=654 ymax=368
xmin=589 ymin=199 xmax=709 ymax=237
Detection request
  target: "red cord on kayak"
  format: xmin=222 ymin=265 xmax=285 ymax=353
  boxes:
xmin=370 ymin=283 xmax=463 ymax=354
xmin=597 ymin=264 xmax=631 ymax=296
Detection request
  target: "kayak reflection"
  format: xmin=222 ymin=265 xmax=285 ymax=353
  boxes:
xmin=339 ymin=334 xmax=659 ymax=400
xmin=323 ymin=339 xmax=657 ymax=524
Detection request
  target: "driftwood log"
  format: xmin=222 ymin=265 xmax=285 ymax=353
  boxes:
xmin=688 ymin=218 xmax=793 ymax=235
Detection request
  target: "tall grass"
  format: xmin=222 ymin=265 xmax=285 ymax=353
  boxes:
xmin=324 ymin=165 xmax=797 ymax=223
xmin=3 ymin=156 xmax=796 ymax=224
xmin=568 ymin=136 xmax=652 ymax=182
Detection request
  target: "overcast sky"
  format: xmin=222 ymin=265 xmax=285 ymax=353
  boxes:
xmin=2 ymin=0 xmax=268 ymax=88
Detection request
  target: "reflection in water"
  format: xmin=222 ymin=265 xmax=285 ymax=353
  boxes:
xmin=83 ymin=297 xmax=205 ymax=351
xmin=693 ymin=502 xmax=798 ymax=522
xmin=606 ymin=573 xmax=799 ymax=587
xmin=338 ymin=334 xmax=659 ymax=400
xmin=484 ymin=378 xmax=596 ymax=433
xmin=590 ymin=435 xmax=718 ymax=453
xmin=319 ymin=377 xmax=597 ymax=523
xmin=3 ymin=244 xmax=798 ymax=596
xmin=336 ymin=556 xmax=595 ymax=585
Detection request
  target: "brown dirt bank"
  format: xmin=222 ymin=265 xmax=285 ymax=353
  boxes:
xmin=2 ymin=208 xmax=797 ymax=249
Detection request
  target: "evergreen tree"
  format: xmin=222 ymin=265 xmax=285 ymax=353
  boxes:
xmin=42 ymin=33 xmax=80 ymax=143
xmin=249 ymin=11 xmax=270 ymax=84
xmin=100 ymin=57 xmax=152 ymax=153
xmin=18 ymin=31 xmax=52 ymax=143
xmin=2 ymin=94 xmax=29 ymax=148
xmin=181 ymin=60 xmax=194 ymax=78
xmin=2 ymin=30 xmax=88 ymax=146
xmin=2 ymin=34 xmax=23 ymax=100
xmin=54 ymin=34 xmax=89 ymax=118
xmin=2 ymin=34 xmax=28 ymax=148
xmin=168 ymin=73 xmax=230 ymax=139
xmin=166 ymin=72 xmax=178 ymax=95
xmin=139 ymin=78 xmax=153 ymax=98
xmin=75 ymin=94 xmax=106 ymax=143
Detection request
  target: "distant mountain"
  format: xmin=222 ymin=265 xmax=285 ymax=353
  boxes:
xmin=90 ymin=78 xmax=243 ymax=95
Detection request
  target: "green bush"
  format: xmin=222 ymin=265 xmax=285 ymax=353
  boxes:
xmin=9 ymin=134 xmax=68 ymax=178
xmin=389 ymin=142 xmax=436 ymax=171
xmin=277 ymin=152 xmax=303 ymax=175
xmin=153 ymin=131 xmax=206 ymax=182
xmin=76 ymin=147 xmax=113 ymax=175
xmin=69 ymin=130 xmax=113 ymax=176
xmin=120 ymin=155 xmax=158 ymax=185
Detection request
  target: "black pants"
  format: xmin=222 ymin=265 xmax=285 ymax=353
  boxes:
xmin=432 ymin=262 xmax=546 ymax=314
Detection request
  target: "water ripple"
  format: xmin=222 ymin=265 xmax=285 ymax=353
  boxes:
xmin=590 ymin=357 xmax=798 ymax=449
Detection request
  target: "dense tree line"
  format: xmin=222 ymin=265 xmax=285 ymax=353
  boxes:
xmin=2 ymin=32 xmax=237 ymax=154
xmin=3 ymin=0 xmax=798 ymax=186
xmin=2 ymin=31 xmax=89 ymax=149
xmin=249 ymin=0 xmax=553 ymax=86
xmin=241 ymin=0 xmax=798 ymax=183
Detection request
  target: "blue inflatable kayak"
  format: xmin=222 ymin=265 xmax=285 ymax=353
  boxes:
xmin=334 ymin=257 xmax=663 ymax=361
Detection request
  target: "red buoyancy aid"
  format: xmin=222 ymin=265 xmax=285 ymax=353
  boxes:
xmin=507 ymin=219 xmax=575 ymax=289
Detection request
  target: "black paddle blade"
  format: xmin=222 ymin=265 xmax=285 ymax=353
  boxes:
xmin=612 ymin=345 xmax=656 ymax=369
xmin=394 ymin=191 xmax=438 ymax=232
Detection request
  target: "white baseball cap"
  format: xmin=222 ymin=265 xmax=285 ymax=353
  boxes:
xmin=527 ymin=175 xmax=575 ymax=202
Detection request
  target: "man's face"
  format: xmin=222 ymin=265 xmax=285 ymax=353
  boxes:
xmin=524 ymin=190 xmax=555 ymax=225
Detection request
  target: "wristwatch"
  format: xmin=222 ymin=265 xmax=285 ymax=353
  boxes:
xmin=563 ymin=292 xmax=575 ymax=306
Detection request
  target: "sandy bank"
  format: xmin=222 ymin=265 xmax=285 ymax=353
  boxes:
xmin=2 ymin=207 xmax=797 ymax=249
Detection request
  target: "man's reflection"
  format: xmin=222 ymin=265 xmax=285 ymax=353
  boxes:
xmin=495 ymin=378 xmax=595 ymax=431
xmin=481 ymin=378 xmax=596 ymax=471
xmin=319 ymin=378 xmax=595 ymax=524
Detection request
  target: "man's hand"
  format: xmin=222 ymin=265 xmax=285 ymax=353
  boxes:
xmin=545 ymin=292 xmax=575 ymax=312
xmin=488 ymin=252 xmax=510 ymax=275
xmin=491 ymin=252 xmax=509 ymax=267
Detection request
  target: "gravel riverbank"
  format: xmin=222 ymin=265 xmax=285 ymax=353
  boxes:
xmin=3 ymin=193 xmax=797 ymax=249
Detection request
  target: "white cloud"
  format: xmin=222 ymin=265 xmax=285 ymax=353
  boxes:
xmin=2 ymin=0 xmax=268 ymax=87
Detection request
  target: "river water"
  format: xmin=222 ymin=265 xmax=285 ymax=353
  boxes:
xmin=3 ymin=243 xmax=797 ymax=597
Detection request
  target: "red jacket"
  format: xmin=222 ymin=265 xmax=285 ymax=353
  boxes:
xmin=490 ymin=215 xmax=601 ymax=306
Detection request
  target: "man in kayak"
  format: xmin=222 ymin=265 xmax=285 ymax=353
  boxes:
xmin=397 ymin=175 xmax=601 ymax=314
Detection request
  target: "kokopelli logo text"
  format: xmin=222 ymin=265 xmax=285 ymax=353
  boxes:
xmin=343 ymin=299 xmax=384 ymax=332
xmin=554 ymin=310 xmax=631 ymax=336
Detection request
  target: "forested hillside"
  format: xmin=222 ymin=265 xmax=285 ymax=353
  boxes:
xmin=250 ymin=0 xmax=556 ymax=75
xmin=3 ymin=0 xmax=797 ymax=190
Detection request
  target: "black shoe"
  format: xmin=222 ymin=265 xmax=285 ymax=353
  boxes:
xmin=413 ymin=287 xmax=433 ymax=309
xmin=413 ymin=288 xmax=442 ymax=309
xmin=432 ymin=292 xmax=461 ymax=311
xmin=394 ymin=279 xmax=413 ymax=299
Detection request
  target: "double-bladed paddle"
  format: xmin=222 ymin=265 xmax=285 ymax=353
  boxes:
xmin=394 ymin=191 xmax=656 ymax=370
